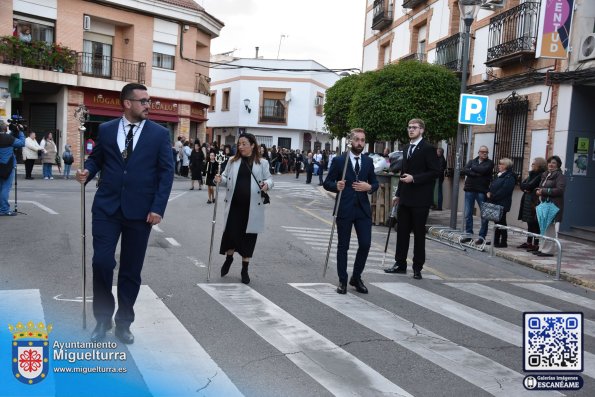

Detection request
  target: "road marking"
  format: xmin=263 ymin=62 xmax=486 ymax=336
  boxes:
xmin=512 ymin=283 xmax=595 ymax=310
xmin=198 ymin=283 xmax=411 ymax=397
xmin=165 ymin=237 xmax=181 ymax=247
xmin=187 ymin=256 xmax=206 ymax=268
xmin=53 ymin=294 xmax=92 ymax=303
xmin=446 ymin=283 xmax=595 ymax=338
xmin=152 ymin=225 xmax=163 ymax=233
xmin=295 ymin=206 xmax=332 ymax=225
xmin=291 ymin=283 xmax=542 ymax=397
xmin=10 ymin=200 xmax=58 ymax=214
xmin=167 ymin=191 xmax=188 ymax=202
xmin=373 ymin=282 xmax=595 ymax=380
xmin=0 ymin=289 xmax=56 ymax=396
xmin=125 ymin=286 xmax=243 ymax=396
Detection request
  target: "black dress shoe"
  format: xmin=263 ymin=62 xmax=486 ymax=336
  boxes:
xmin=90 ymin=321 xmax=112 ymax=342
xmin=115 ymin=326 xmax=134 ymax=344
xmin=384 ymin=265 xmax=407 ymax=274
xmin=413 ymin=270 xmax=422 ymax=280
xmin=534 ymin=252 xmax=554 ymax=257
xmin=220 ymin=255 xmax=233 ymax=277
xmin=349 ymin=277 xmax=368 ymax=294
xmin=336 ymin=282 xmax=347 ymax=294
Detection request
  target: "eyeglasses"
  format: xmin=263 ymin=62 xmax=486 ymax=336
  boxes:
xmin=407 ymin=126 xmax=421 ymax=130
xmin=127 ymin=98 xmax=152 ymax=106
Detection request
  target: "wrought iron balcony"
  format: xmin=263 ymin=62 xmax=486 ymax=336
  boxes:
xmin=402 ymin=0 xmax=427 ymax=9
xmin=372 ymin=0 xmax=393 ymax=31
xmin=486 ymin=1 xmax=541 ymax=67
xmin=401 ymin=53 xmax=427 ymax=62
xmin=195 ymin=73 xmax=210 ymax=95
xmin=77 ymin=52 xmax=146 ymax=84
xmin=259 ymin=105 xmax=287 ymax=124
xmin=435 ymin=32 xmax=466 ymax=73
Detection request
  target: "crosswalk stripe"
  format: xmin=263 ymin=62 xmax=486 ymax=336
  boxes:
xmin=373 ymin=282 xmax=595 ymax=379
xmin=446 ymin=283 xmax=595 ymax=338
xmin=198 ymin=284 xmax=411 ymax=397
xmin=291 ymin=283 xmax=550 ymax=396
xmin=125 ymin=286 xmax=242 ymax=396
xmin=0 ymin=289 xmax=55 ymax=396
xmin=512 ymin=283 xmax=595 ymax=310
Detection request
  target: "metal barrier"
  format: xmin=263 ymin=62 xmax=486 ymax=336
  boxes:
xmin=426 ymin=226 xmax=486 ymax=252
xmin=489 ymin=224 xmax=563 ymax=280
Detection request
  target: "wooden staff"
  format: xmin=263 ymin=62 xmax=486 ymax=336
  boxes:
xmin=207 ymin=151 xmax=227 ymax=282
xmin=322 ymin=141 xmax=352 ymax=278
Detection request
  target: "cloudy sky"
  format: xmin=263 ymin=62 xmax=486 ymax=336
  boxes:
xmin=198 ymin=0 xmax=366 ymax=71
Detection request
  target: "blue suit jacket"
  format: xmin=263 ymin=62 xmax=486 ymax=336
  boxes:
xmin=85 ymin=118 xmax=174 ymax=220
xmin=323 ymin=153 xmax=379 ymax=218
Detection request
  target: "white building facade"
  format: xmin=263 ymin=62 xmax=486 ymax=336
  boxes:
xmin=207 ymin=58 xmax=340 ymax=153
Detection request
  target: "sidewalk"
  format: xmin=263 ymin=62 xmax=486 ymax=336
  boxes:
xmin=426 ymin=209 xmax=595 ymax=290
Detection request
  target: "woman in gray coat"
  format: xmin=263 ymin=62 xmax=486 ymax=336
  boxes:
xmin=214 ymin=133 xmax=273 ymax=284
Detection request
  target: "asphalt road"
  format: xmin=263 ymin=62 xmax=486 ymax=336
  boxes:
xmin=0 ymin=174 xmax=592 ymax=396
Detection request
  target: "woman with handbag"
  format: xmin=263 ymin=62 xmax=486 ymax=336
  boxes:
xmin=534 ymin=155 xmax=566 ymax=257
xmin=214 ymin=133 xmax=273 ymax=284
xmin=517 ymin=157 xmax=546 ymax=251
xmin=486 ymin=158 xmax=516 ymax=248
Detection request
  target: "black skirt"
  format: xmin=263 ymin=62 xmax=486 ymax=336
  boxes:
xmin=219 ymin=162 xmax=257 ymax=257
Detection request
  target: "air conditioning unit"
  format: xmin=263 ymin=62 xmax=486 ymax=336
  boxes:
xmin=579 ymin=34 xmax=595 ymax=62
xmin=83 ymin=15 xmax=91 ymax=31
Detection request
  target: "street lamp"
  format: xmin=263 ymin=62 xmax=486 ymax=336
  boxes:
xmin=449 ymin=0 xmax=482 ymax=230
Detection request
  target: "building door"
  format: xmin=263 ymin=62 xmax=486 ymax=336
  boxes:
xmin=278 ymin=137 xmax=291 ymax=150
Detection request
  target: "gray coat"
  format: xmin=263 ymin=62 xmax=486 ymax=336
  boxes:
xmin=538 ymin=169 xmax=566 ymax=223
xmin=219 ymin=158 xmax=273 ymax=234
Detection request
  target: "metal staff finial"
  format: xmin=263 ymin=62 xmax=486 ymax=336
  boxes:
xmin=74 ymin=104 xmax=89 ymax=329
xmin=206 ymin=150 xmax=228 ymax=282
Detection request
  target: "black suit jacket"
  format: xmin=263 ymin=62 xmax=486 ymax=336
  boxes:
xmin=396 ymin=139 xmax=440 ymax=207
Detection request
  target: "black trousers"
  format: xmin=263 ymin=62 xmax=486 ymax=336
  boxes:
xmin=92 ymin=209 xmax=152 ymax=326
xmin=395 ymin=204 xmax=430 ymax=271
xmin=25 ymin=159 xmax=35 ymax=178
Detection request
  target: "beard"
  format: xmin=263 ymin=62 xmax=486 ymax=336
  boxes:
xmin=351 ymin=145 xmax=364 ymax=155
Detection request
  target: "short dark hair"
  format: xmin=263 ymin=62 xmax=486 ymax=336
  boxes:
xmin=547 ymin=155 xmax=562 ymax=169
xmin=120 ymin=83 xmax=147 ymax=104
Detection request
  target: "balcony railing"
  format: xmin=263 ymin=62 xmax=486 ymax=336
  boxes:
xmin=401 ymin=53 xmax=427 ymax=62
xmin=77 ymin=52 xmax=146 ymax=84
xmin=195 ymin=73 xmax=210 ymax=95
xmin=435 ymin=32 xmax=465 ymax=73
xmin=402 ymin=0 xmax=427 ymax=9
xmin=0 ymin=37 xmax=77 ymax=73
xmin=372 ymin=0 xmax=393 ymax=31
xmin=486 ymin=1 xmax=541 ymax=67
xmin=259 ymin=105 xmax=286 ymax=123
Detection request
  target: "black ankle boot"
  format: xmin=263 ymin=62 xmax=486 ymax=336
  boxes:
xmin=241 ymin=262 xmax=250 ymax=284
xmin=221 ymin=255 xmax=233 ymax=277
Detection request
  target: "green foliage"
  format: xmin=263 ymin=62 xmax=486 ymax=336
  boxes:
xmin=323 ymin=61 xmax=460 ymax=144
xmin=0 ymin=36 xmax=77 ymax=72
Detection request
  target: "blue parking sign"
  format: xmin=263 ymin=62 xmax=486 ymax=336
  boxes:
xmin=458 ymin=94 xmax=489 ymax=125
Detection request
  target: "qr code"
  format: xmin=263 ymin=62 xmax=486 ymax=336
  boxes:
xmin=524 ymin=312 xmax=583 ymax=372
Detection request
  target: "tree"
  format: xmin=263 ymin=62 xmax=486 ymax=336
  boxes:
xmin=323 ymin=72 xmax=365 ymax=139
xmin=324 ymin=61 xmax=460 ymax=144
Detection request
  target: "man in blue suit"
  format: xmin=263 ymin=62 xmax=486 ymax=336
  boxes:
xmin=324 ymin=128 xmax=378 ymax=294
xmin=76 ymin=83 xmax=174 ymax=344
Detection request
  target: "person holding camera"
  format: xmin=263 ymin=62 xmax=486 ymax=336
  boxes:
xmin=214 ymin=133 xmax=273 ymax=284
xmin=384 ymin=119 xmax=440 ymax=280
xmin=0 ymin=122 xmax=25 ymax=216
xmin=22 ymin=131 xmax=45 ymax=180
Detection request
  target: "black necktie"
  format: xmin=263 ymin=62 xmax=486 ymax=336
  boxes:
xmin=354 ymin=157 xmax=360 ymax=176
xmin=408 ymin=144 xmax=415 ymax=159
xmin=126 ymin=124 xmax=135 ymax=160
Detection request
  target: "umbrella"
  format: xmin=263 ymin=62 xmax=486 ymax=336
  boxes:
xmin=536 ymin=200 xmax=559 ymax=235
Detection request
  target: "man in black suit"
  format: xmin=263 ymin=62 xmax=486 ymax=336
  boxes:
xmin=384 ymin=119 xmax=440 ymax=279
xmin=77 ymin=83 xmax=174 ymax=344
xmin=324 ymin=128 xmax=379 ymax=294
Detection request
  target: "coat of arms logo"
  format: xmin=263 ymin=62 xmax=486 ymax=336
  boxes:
xmin=8 ymin=321 xmax=52 ymax=385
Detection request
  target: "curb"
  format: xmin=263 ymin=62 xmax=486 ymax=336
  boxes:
xmin=494 ymin=249 xmax=595 ymax=291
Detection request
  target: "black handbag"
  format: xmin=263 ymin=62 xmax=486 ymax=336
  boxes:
xmin=244 ymin=159 xmax=271 ymax=204
xmin=480 ymin=202 xmax=504 ymax=222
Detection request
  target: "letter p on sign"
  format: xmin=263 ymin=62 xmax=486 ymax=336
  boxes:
xmin=458 ymin=94 xmax=489 ymax=126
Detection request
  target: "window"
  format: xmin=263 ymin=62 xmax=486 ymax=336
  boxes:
xmin=278 ymin=137 xmax=292 ymax=150
xmin=13 ymin=16 xmax=54 ymax=44
xmin=255 ymin=135 xmax=273 ymax=148
xmin=209 ymin=92 xmax=216 ymax=112
xmin=260 ymin=90 xmax=288 ymax=124
xmin=153 ymin=53 xmax=174 ymax=69
xmin=315 ymin=94 xmax=324 ymax=116
xmin=493 ymin=94 xmax=529 ymax=179
xmin=82 ymin=39 xmax=112 ymax=77
xmin=221 ymin=89 xmax=230 ymax=111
